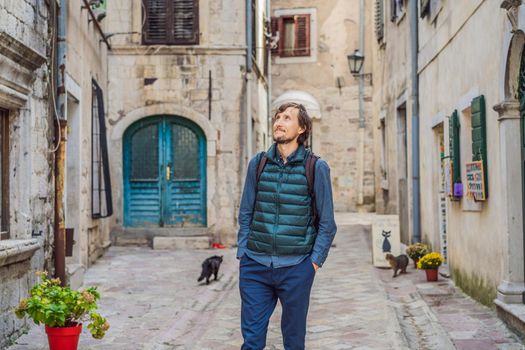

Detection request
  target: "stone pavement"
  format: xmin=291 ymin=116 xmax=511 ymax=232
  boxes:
xmin=6 ymin=213 xmax=525 ymax=349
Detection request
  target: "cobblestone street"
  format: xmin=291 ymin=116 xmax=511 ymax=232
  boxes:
xmin=8 ymin=214 xmax=525 ymax=349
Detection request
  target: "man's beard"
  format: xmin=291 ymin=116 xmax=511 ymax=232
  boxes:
xmin=273 ymin=135 xmax=295 ymax=144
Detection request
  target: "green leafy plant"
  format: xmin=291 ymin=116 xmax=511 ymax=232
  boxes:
xmin=405 ymin=242 xmax=430 ymax=260
xmin=417 ymin=252 xmax=444 ymax=270
xmin=14 ymin=271 xmax=109 ymax=339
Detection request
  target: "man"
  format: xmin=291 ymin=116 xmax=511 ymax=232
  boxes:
xmin=237 ymin=102 xmax=337 ymax=350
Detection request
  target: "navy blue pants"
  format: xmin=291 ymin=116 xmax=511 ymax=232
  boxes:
xmin=239 ymin=255 xmax=316 ymax=350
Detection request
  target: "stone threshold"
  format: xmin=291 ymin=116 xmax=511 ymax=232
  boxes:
xmin=495 ymin=299 xmax=525 ymax=340
xmin=0 ymin=239 xmax=40 ymax=267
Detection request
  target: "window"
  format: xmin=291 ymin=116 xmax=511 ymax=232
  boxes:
xmin=421 ymin=0 xmax=442 ymax=22
xmin=271 ymin=14 xmax=311 ymax=57
xmin=92 ymin=81 xmax=113 ymax=219
xmin=375 ymin=0 xmax=385 ymax=43
xmin=391 ymin=0 xmax=405 ymax=22
xmin=420 ymin=0 xmax=430 ymax=18
xmin=142 ymin=0 xmax=199 ymax=45
xmin=0 ymin=108 xmax=8 ymax=239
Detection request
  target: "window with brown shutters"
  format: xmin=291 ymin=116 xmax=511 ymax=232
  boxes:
xmin=271 ymin=14 xmax=311 ymax=57
xmin=142 ymin=0 xmax=199 ymax=45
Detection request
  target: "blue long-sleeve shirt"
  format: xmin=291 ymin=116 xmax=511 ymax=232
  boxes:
xmin=236 ymin=151 xmax=337 ymax=268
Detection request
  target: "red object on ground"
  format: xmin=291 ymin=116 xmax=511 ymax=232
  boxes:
xmin=212 ymin=243 xmax=226 ymax=249
xmin=45 ymin=324 xmax=82 ymax=350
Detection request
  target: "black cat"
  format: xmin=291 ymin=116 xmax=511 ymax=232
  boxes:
xmin=198 ymin=255 xmax=223 ymax=285
xmin=382 ymin=230 xmax=392 ymax=253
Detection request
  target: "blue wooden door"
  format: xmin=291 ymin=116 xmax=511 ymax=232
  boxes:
xmin=124 ymin=117 xmax=206 ymax=227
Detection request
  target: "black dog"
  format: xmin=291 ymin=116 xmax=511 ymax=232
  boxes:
xmin=197 ymin=255 xmax=223 ymax=285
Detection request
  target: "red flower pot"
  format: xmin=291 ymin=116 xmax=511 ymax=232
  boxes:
xmin=45 ymin=324 xmax=82 ymax=350
xmin=413 ymin=258 xmax=419 ymax=268
xmin=425 ymin=269 xmax=439 ymax=282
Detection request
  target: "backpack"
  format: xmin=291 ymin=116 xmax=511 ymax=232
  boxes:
xmin=255 ymin=151 xmax=320 ymax=230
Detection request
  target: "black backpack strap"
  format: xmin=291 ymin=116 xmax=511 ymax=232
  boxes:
xmin=305 ymin=152 xmax=320 ymax=230
xmin=256 ymin=152 xmax=267 ymax=184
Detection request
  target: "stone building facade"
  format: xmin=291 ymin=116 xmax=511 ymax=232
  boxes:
xmin=1 ymin=0 xmax=118 ymax=344
xmin=61 ymin=0 xmax=113 ymax=288
xmin=0 ymin=1 xmax=53 ymax=347
xmin=370 ymin=0 xmax=413 ymax=243
xmin=270 ymin=0 xmax=375 ymax=212
xmin=372 ymin=0 xmax=525 ymax=334
xmin=105 ymin=0 xmax=269 ymax=246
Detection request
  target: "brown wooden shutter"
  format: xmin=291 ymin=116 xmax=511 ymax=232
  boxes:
xmin=143 ymin=0 xmax=198 ymax=45
xmin=270 ymin=16 xmax=279 ymax=55
xmin=143 ymin=0 xmax=169 ymax=44
xmin=294 ymin=14 xmax=310 ymax=56
xmin=172 ymin=0 xmax=199 ymax=44
xmin=277 ymin=17 xmax=285 ymax=57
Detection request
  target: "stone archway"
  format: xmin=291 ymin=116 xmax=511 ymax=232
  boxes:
xmin=494 ymin=30 xmax=525 ymax=304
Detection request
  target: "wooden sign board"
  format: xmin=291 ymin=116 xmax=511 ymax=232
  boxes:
xmin=372 ymin=215 xmax=401 ymax=268
xmin=465 ymin=160 xmax=485 ymax=201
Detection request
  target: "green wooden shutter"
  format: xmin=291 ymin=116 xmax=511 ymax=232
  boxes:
xmin=449 ymin=110 xmax=461 ymax=184
xmin=471 ymin=95 xmax=488 ymax=197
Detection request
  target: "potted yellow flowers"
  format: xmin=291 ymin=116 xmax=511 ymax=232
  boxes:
xmin=417 ymin=252 xmax=444 ymax=281
xmin=405 ymin=242 xmax=430 ymax=268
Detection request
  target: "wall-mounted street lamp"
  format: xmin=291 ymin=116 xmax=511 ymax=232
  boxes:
xmin=347 ymin=49 xmax=372 ymax=81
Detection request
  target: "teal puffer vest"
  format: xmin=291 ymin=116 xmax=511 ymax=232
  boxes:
xmin=247 ymin=144 xmax=317 ymax=255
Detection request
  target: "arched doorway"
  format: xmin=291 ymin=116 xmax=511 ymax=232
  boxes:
xmin=123 ymin=116 xmax=207 ymax=227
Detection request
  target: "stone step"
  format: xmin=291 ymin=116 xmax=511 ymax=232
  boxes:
xmin=122 ymin=227 xmax=208 ymax=236
xmin=153 ymin=236 xmax=210 ymax=250
xmin=111 ymin=227 xmax=209 ymax=247
xmin=495 ymin=300 xmax=525 ymax=339
xmin=66 ymin=263 xmax=85 ymax=290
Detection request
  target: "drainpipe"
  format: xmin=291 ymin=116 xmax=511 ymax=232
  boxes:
xmin=410 ymin=0 xmax=421 ymax=243
xmin=266 ymin=0 xmax=272 ymax=149
xmin=357 ymin=0 xmax=365 ymax=206
xmin=54 ymin=0 xmax=67 ymax=285
xmin=245 ymin=0 xmax=253 ymax=171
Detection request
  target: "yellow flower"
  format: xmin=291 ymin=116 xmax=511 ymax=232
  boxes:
xmin=418 ymin=252 xmax=444 ymax=269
